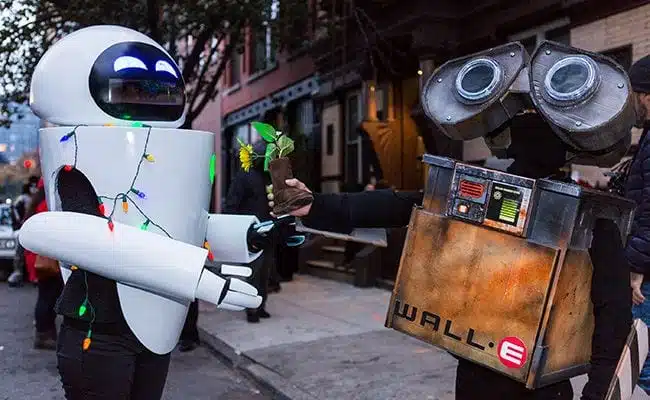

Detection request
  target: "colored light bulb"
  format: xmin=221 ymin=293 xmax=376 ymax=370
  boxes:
xmin=144 ymin=153 xmax=155 ymax=162
xmin=71 ymin=265 xmax=78 ymax=271
xmin=207 ymin=251 xmax=214 ymax=262
xmin=210 ymin=154 xmax=216 ymax=184
xmin=60 ymin=132 xmax=74 ymax=142
xmin=78 ymin=302 xmax=87 ymax=317
xmin=83 ymin=331 xmax=92 ymax=351
xmin=64 ymin=165 xmax=73 ymax=172
xmin=98 ymin=203 xmax=105 ymax=215
xmin=204 ymin=241 xmax=211 ymax=251
xmin=108 ymin=219 xmax=114 ymax=231
xmin=130 ymin=188 xmax=146 ymax=199
xmin=132 ymin=122 xmax=143 ymax=127
xmin=140 ymin=220 xmax=150 ymax=230
xmin=122 ymin=198 xmax=128 ymax=213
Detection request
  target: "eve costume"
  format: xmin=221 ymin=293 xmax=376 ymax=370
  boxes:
xmin=19 ymin=25 xmax=279 ymax=399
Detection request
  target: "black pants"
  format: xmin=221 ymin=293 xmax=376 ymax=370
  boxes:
xmin=180 ymin=300 xmax=199 ymax=342
xmin=247 ymin=253 xmax=271 ymax=315
xmin=35 ymin=275 xmax=63 ymax=333
xmin=57 ymin=320 xmax=171 ymax=400
xmin=454 ymin=219 xmax=632 ymax=399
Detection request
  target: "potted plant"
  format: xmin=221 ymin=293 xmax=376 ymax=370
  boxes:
xmin=237 ymin=121 xmax=313 ymax=215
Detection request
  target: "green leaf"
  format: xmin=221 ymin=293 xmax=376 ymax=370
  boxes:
xmin=277 ymin=135 xmax=295 ymax=157
xmin=251 ymin=121 xmax=278 ymax=143
xmin=264 ymin=143 xmax=278 ymax=171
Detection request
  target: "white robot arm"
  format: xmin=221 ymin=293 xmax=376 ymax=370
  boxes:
xmin=205 ymin=213 xmax=263 ymax=264
xmin=18 ymin=211 xmax=262 ymax=311
xmin=205 ymin=213 xmax=307 ymax=264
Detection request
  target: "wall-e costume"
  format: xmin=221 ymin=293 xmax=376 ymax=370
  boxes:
xmin=300 ymin=41 xmax=650 ymax=399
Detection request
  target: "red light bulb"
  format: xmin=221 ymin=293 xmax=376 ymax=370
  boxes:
xmin=64 ymin=165 xmax=73 ymax=172
xmin=108 ymin=220 xmax=114 ymax=231
xmin=98 ymin=204 xmax=105 ymax=215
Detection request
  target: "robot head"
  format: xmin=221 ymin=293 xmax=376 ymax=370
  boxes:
xmin=422 ymin=41 xmax=636 ymax=168
xmin=30 ymin=25 xmax=186 ymax=128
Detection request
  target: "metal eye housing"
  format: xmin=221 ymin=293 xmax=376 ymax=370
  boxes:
xmin=528 ymin=41 xmax=635 ymax=167
xmin=421 ymin=42 xmax=530 ymax=141
xmin=542 ymin=55 xmax=600 ymax=106
xmin=455 ymin=58 xmax=504 ymax=104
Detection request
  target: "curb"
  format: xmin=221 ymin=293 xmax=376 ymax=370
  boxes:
xmin=198 ymin=327 xmax=318 ymax=400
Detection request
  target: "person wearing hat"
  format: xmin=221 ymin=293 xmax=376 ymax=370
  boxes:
xmin=624 ymin=54 xmax=650 ymax=395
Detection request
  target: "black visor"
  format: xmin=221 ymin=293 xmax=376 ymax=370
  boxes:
xmin=89 ymin=42 xmax=185 ymax=122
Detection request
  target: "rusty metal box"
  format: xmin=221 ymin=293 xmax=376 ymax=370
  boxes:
xmin=385 ymin=154 xmax=635 ymax=388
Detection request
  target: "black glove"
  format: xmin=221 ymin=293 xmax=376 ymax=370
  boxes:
xmin=246 ymin=216 xmax=306 ymax=252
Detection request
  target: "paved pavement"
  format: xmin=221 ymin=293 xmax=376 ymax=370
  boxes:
xmin=0 ymin=282 xmax=271 ymax=400
xmin=198 ymin=274 xmax=650 ymax=400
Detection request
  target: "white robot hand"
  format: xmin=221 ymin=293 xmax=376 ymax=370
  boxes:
xmin=195 ymin=264 xmax=262 ymax=311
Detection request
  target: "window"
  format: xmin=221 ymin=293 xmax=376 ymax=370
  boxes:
xmin=250 ymin=0 xmax=279 ymax=74
xmin=326 ymin=124 xmax=334 ymax=155
xmin=375 ymin=85 xmax=389 ymax=121
xmin=230 ymin=48 xmax=242 ymax=86
xmin=508 ymin=18 xmax=570 ymax=54
xmin=345 ymin=93 xmax=363 ymax=184
xmin=296 ymin=99 xmax=314 ymax=137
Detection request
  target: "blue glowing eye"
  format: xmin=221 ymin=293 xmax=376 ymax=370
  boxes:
xmin=155 ymin=60 xmax=178 ymax=78
xmin=113 ymin=56 xmax=147 ymax=72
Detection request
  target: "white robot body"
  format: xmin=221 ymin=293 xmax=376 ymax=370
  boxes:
xmin=23 ymin=25 xmax=264 ymax=355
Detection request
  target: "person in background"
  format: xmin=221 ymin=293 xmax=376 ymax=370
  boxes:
xmin=623 ymin=54 xmax=650 ymax=395
xmin=26 ymin=178 xmax=64 ymax=349
xmin=225 ymin=140 xmax=275 ymax=323
xmin=7 ymin=179 xmax=39 ymax=286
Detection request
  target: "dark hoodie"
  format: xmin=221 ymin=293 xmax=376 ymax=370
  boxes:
xmin=224 ymin=141 xmax=272 ymax=222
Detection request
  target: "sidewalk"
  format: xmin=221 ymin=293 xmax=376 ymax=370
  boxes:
xmin=197 ymin=274 xmax=648 ymax=400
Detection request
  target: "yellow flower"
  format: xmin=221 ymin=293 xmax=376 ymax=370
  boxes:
xmin=239 ymin=144 xmax=254 ymax=172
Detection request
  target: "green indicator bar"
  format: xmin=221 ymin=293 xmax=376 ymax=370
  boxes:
xmin=499 ymin=199 xmax=518 ymax=222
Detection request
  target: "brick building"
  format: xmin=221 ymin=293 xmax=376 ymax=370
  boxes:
xmin=217 ymin=0 xmax=321 ymax=205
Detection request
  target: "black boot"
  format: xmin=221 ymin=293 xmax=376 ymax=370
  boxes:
xmin=259 ymin=309 xmax=271 ymax=318
xmin=246 ymin=311 xmax=260 ymax=323
xmin=178 ymin=339 xmax=199 ymax=352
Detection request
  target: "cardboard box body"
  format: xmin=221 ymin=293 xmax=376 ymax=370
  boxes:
xmin=385 ymin=155 xmax=635 ymax=388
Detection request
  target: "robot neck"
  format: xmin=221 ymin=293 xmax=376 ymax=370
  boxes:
xmin=505 ymin=112 xmax=568 ymax=180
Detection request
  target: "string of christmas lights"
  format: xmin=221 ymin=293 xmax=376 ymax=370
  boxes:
xmin=58 ymin=122 xmax=216 ymax=351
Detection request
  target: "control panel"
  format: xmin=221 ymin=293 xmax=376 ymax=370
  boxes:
xmin=447 ymin=164 xmax=534 ymax=237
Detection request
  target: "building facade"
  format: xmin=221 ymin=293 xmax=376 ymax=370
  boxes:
xmin=219 ymin=7 xmax=321 ymax=205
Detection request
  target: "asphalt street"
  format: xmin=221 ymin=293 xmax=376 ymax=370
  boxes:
xmin=0 ymin=282 xmax=271 ymax=400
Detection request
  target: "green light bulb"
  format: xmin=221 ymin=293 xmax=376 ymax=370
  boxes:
xmin=132 ymin=122 xmax=143 ymax=127
xmin=140 ymin=220 xmax=150 ymax=230
xmin=78 ymin=303 xmax=87 ymax=317
xmin=210 ymin=154 xmax=216 ymax=184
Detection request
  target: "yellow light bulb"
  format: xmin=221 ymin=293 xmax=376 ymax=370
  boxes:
xmin=122 ymin=199 xmax=128 ymax=213
xmin=204 ymin=241 xmax=211 ymax=251
xmin=144 ymin=153 xmax=155 ymax=162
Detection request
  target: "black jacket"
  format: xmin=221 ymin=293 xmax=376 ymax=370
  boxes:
xmin=225 ymin=168 xmax=272 ymax=222
xmin=625 ymin=125 xmax=650 ymax=276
